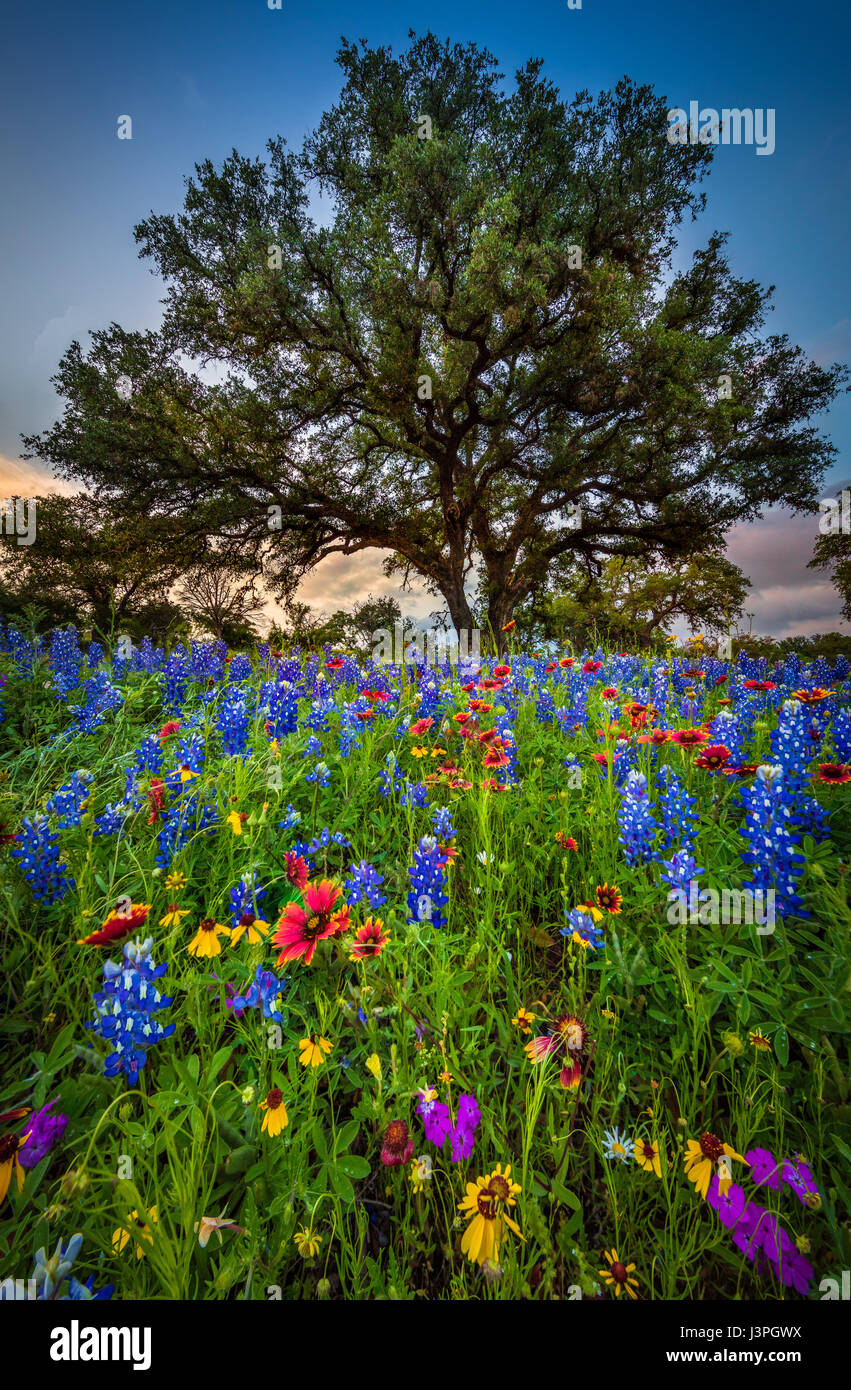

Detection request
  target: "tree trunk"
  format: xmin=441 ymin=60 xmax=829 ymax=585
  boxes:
xmin=442 ymin=582 xmax=476 ymax=640
xmin=486 ymin=594 xmax=516 ymax=655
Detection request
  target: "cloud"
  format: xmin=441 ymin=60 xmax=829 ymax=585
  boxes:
xmin=0 ymin=455 xmax=78 ymax=497
xmin=726 ymin=506 xmax=850 ymax=638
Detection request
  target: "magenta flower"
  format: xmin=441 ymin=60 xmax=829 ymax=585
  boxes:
xmin=19 ymin=1099 xmax=68 ymax=1169
xmin=707 ymin=1176 xmax=748 ymax=1229
xmin=744 ymin=1146 xmax=782 ymax=1190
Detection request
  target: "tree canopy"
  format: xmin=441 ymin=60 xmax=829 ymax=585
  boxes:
xmin=23 ymin=32 xmax=847 ymax=646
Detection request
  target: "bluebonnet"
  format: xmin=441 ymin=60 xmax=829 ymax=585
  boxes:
xmin=431 ymin=805 xmax=456 ymax=841
xmin=1 ymin=1234 xmax=113 ymax=1301
xmin=163 ymin=649 xmax=189 ymax=709
xmin=562 ymin=906 xmax=605 ymax=951
xmin=261 ymin=678 xmax=300 ymax=739
xmin=407 ymin=835 xmax=449 ymax=928
xmin=657 ymin=764 xmax=699 ymax=851
xmin=228 ymin=653 xmax=252 ymax=683
xmin=398 ymin=778 xmax=428 ymax=808
xmin=739 ymin=765 xmax=807 ymax=919
xmin=306 ymin=826 xmax=351 ymax=854
xmin=379 ymin=753 xmax=405 ymax=798
xmin=617 ymin=771 xmax=659 ymax=866
xmin=344 ymin=859 xmax=387 ymax=909
xmin=305 ymin=760 xmax=330 ymax=787
xmin=64 ymin=670 xmax=123 ymax=737
xmin=831 ymin=708 xmax=851 ymax=762
xmin=218 ymin=690 xmax=252 ymax=759
xmin=536 ymin=686 xmax=555 ymax=724
xmin=134 ymin=733 xmax=163 ymax=775
xmin=659 ymin=848 xmax=705 ymax=895
xmin=229 ymin=872 xmax=267 ymax=929
xmin=93 ymin=802 xmax=129 ymax=838
xmin=85 ymin=936 xmax=175 ymax=1080
xmin=303 ymin=735 xmax=323 ymax=758
xmin=155 ymin=793 xmax=216 ymax=869
xmin=232 ymin=964 xmax=286 ymax=1022
xmin=48 ymin=628 xmax=83 ymax=697
xmin=46 ymin=770 xmax=93 ymax=828
xmin=13 ymin=816 xmax=75 ymax=904
xmin=278 ymin=803 xmax=302 ymax=833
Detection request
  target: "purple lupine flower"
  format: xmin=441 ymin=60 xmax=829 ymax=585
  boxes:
xmin=19 ymin=1099 xmax=68 ymax=1169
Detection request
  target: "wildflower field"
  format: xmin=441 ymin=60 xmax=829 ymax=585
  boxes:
xmin=1 ymin=623 xmax=850 ymax=1303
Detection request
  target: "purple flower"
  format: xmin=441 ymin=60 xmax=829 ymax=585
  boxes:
xmin=745 ymin=1146 xmax=782 ymax=1190
xmin=707 ymin=1176 xmax=748 ymax=1229
xmin=781 ymin=1157 xmax=820 ymax=1207
xmin=417 ymin=1088 xmax=481 ymax=1160
xmin=778 ymin=1250 xmax=814 ymax=1297
xmin=731 ymin=1201 xmax=765 ymax=1260
xmin=19 ymin=1099 xmax=68 ymax=1169
xmin=417 ymin=1090 xmax=452 ymax=1147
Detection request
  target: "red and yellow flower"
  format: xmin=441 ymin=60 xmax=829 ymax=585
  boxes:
xmin=273 ymin=880 xmax=350 ymax=966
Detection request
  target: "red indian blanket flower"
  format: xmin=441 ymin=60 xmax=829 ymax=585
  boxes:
xmin=694 ymin=744 xmax=732 ymax=771
xmin=273 ymin=880 xmax=350 ymax=966
xmin=284 ymin=852 xmax=309 ymax=890
xmin=381 ymin=1120 xmax=415 ymax=1166
xmin=410 ymin=717 xmax=435 ymax=736
xmin=742 ymin=679 xmax=776 ymax=692
xmin=670 ymin=728 xmax=708 ymax=749
xmin=525 ymin=1013 xmax=589 ymax=1089
xmin=146 ymin=778 xmax=166 ymax=824
xmin=792 ymin=687 xmax=832 ymax=705
xmin=78 ymin=903 xmax=151 ymax=946
xmin=349 ymin=918 xmax=390 ymax=960
xmin=816 ymin=763 xmax=851 ymax=786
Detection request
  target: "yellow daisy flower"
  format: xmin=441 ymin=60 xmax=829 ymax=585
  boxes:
xmin=187 ymin=917 xmax=231 ymax=958
xmin=259 ymin=1087 xmax=289 ymax=1137
xmin=598 ymin=1247 xmax=639 ymax=1299
xmin=294 ymin=1227 xmax=322 ymax=1258
xmin=112 ymin=1206 xmax=158 ymax=1260
xmin=229 ymin=914 xmax=271 ymax=946
xmin=298 ymin=1035 xmax=333 ymax=1068
xmin=160 ymin=904 xmax=190 ymax=927
xmin=749 ymin=1029 xmax=772 ymax=1052
xmin=634 ymin=1137 xmax=662 ymax=1178
xmin=684 ymin=1133 xmax=748 ymax=1199
xmin=165 ymin=871 xmax=187 ymax=892
xmin=511 ymin=1007 xmax=536 ymax=1034
xmin=409 ymin=1154 xmax=433 ymax=1193
xmin=458 ymin=1164 xmax=524 ymax=1267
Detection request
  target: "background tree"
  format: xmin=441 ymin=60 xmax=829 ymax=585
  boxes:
xmin=176 ymin=554 xmax=265 ymax=645
xmin=539 ymin=552 xmax=750 ymax=650
xmin=0 ymin=494 xmax=187 ymax=641
xmin=24 ymin=34 xmax=847 ymax=649
xmin=809 ymin=488 xmax=851 ymax=621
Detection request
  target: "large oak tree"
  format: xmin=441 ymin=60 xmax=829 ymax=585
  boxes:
xmin=24 ymin=33 xmax=847 ymax=646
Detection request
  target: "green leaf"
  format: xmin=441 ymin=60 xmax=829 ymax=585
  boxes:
xmin=336 ymin=1154 xmax=370 ymax=1180
xmin=333 ymin=1120 xmax=360 ymax=1155
xmin=773 ymin=1026 xmax=789 ymax=1066
xmin=206 ymin=1046 xmax=233 ymax=1083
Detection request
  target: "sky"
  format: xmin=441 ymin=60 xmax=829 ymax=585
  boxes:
xmin=1 ymin=0 xmax=849 ymax=637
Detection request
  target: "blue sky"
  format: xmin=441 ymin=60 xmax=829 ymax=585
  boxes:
xmin=2 ymin=0 xmax=849 ymax=635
